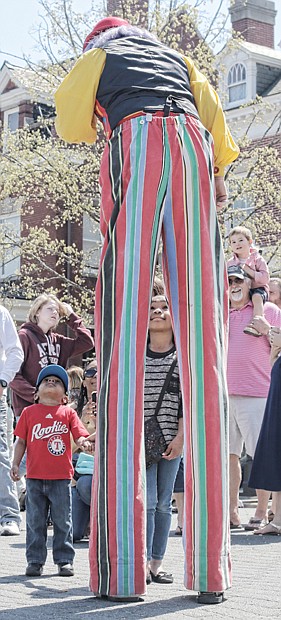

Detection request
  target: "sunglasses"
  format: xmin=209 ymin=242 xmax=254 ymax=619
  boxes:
xmin=84 ymin=367 xmax=97 ymax=378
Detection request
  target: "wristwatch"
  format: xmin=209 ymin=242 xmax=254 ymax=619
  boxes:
xmin=0 ymin=379 xmax=8 ymax=388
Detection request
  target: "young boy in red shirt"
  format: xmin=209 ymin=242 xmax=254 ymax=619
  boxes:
xmin=11 ymin=364 xmax=94 ymax=577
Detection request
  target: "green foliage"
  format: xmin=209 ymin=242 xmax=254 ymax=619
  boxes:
xmin=0 ymin=0 xmax=280 ymax=315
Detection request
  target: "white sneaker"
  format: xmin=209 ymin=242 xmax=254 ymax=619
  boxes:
xmin=0 ymin=521 xmax=20 ymax=536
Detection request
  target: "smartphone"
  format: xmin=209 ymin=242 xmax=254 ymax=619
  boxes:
xmin=92 ymin=392 xmax=97 ymax=404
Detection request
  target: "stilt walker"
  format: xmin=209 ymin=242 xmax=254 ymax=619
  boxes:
xmin=55 ymin=16 xmax=239 ymax=604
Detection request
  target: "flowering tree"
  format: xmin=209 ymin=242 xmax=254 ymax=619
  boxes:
xmin=0 ymin=0 xmax=280 ymax=314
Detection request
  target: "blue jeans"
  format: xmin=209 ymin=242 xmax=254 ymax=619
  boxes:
xmin=72 ymin=475 xmax=92 ymax=541
xmin=0 ymin=394 xmax=20 ymax=526
xmin=146 ymin=456 xmax=180 ymax=561
xmin=26 ymin=478 xmax=74 ymax=565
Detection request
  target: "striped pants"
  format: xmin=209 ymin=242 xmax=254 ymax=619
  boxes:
xmin=89 ymin=113 xmax=231 ymax=596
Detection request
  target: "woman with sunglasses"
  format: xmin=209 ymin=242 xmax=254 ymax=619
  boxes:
xmin=77 ymin=360 xmax=97 ymax=418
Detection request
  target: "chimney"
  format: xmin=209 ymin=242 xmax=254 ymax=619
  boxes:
xmin=230 ymin=0 xmax=277 ymax=49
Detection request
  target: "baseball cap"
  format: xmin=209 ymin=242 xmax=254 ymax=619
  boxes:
xmin=227 ymin=265 xmax=246 ymax=280
xmin=36 ymin=365 xmax=68 ymax=393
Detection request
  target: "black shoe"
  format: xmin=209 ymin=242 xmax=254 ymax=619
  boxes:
xmin=197 ymin=591 xmax=224 ymax=604
xmin=25 ymin=564 xmax=43 ymax=577
xmin=150 ymin=570 xmax=174 ymax=584
xmin=58 ymin=563 xmax=74 ymax=576
xmin=95 ymin=593 xmax=143 ymax=602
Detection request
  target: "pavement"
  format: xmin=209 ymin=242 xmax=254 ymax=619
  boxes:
xmin=1 ymin=496 xmax=281 ymax=620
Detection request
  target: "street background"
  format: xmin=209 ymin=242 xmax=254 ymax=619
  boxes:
xmin=0 ymin=497 xmax=281 ymax=620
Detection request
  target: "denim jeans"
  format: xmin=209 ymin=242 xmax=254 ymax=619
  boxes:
xmin=146 ymin=456 xmax=180 ymax=561
xmin=72 ymin=474 xmax=92 ymax=541
xmin=0 ymin=394 xmax=20 ymax=526
xmin=26 ymin=478 xmax=74 ymax=565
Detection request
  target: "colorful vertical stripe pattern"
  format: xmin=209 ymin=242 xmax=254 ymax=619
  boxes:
xmin=89 ymin=114 xmax=231 ymax=596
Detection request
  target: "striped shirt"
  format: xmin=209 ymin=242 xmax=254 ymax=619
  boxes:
xmin=227 ymin=301 xmax=281 ymax=397
xmin=144 ymin=346 xmax=182 ymax=445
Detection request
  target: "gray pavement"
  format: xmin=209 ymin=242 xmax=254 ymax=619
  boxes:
xmin=1 ymin=497 xmax=281 ymax=619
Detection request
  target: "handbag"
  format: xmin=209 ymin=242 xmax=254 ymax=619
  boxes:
xmin=144 ymin=355 xmax=177 ymax=469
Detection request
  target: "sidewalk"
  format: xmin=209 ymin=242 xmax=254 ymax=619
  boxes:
xmin=1 ymin=498 xmax=281 ymax=620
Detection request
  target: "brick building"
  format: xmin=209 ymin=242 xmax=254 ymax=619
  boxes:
xmin=219 ymin=0 xmax=281 ymax=272
xmin=0 ymin=63 xmax=99 ymax=324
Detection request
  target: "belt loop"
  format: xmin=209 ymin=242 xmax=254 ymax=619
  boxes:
xmin=146 ymin=113 xmax=153 ymax=122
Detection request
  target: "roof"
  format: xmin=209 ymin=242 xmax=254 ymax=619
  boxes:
xmin=239 ymin=40 xmax=281 ymax=62
xmin=0 ymin=61 xmax=67 ymax=101
xmin=263 ymin=74 xmax=281 ymax=96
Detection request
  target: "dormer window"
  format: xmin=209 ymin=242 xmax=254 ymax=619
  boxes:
xmin=228 ymin=63 xmax=246 ymax=103
xmin=3 ymin=107 xmax=19 ymax=132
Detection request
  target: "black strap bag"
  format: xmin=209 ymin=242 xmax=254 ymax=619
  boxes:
xmin=144 ymin=356 xmax=177 ymax=469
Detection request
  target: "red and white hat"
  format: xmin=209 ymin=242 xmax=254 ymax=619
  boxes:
xmin=83 ymin=16 xmax=130 ymax=51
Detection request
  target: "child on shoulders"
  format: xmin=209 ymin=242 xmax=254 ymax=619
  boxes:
xmin=227 ymin=225 xmax=269 ymax=337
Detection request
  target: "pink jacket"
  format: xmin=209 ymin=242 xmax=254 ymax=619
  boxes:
xmin=227 ymin=247 xmax=269 ymax=292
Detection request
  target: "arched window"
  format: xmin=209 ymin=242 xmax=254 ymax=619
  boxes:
xmin=228 ymin=63 xmax=246 ymax=103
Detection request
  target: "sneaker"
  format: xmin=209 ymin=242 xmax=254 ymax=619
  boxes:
xmin=58 ymin=563 xmax=74 ymax=577
xmin=0 ymin=521 xmax=20 ymax=536
xmin=197 ymin=591 xmax=224 ymax=604
xmin=26 ymin=564 xmax=43 ymax=577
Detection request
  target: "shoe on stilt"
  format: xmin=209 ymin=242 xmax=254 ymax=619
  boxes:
xmin=95 ymin=594 xmax=143 ymax=602
xmin=197 ymin=591 xmax=224 ymax=604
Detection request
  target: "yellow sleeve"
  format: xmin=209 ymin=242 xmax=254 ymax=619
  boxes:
xmin=55 ymin=48 xmax=106 ymax=144
xmin=182 ymin=56 xmax=240 ymax=176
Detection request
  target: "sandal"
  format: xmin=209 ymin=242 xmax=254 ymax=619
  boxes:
xmin=146 ymin=572 xmax=152 ymax=585
xmin=230 ymin=521 xmax=242 ymax=530
xmin=175 ymin=526 xmax=182 ymax=536
xmin=254 ymin=522 xmax=281 ymax=536
xmin=243 ymin=325 xmax=262 ymax=337
xmin=268 ymin=510 xmax=274 ymax=523
xmin=244 ymin=517 xmax=268 ymax=531
xmin=150 ymin=570 xmax=174 ymax=584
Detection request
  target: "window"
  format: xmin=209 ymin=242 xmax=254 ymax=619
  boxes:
xmin=3 ymin=107 xmax=19 ymax=132
xmin=82 ymin=213 xmax=101 ymax=275
xmin=228 ymin=63 xmax=246 ymax=103
xmin=0 ymin=211 xmax=21 ymax=278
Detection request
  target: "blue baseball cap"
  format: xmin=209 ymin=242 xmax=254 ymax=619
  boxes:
xmin=36 ymin=365 xmax=68 ymax=393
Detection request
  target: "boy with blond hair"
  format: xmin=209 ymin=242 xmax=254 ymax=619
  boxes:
xmin=227 ymin=226 xmax=269 ymax=336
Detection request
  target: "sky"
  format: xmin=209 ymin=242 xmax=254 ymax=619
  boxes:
xmin=0 ymin=0 xmax=281 ymax=66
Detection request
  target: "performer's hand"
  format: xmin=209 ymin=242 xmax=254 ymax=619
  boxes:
xmin=215 ymin=176 xmax=228 ymax=210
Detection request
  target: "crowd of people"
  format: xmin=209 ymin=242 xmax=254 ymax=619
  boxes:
xmin=1 ymin=12 xmax=281 ymax=610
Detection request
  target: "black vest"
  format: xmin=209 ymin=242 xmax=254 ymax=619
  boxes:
xmin=95 ymin=36 xmax=199 ymax=130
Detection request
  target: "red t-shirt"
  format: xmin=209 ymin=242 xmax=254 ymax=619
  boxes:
xmin=15 ymin=403 xmax=89 ymax=479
